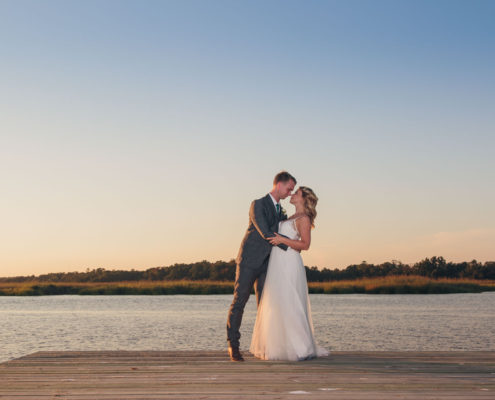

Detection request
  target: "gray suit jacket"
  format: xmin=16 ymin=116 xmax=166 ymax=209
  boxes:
xmin=236 ymin=194 xmax=288 ymax=269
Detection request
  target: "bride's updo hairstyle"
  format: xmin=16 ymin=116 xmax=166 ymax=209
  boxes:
xmin=299 ymin=186 xmax=318 ymax=228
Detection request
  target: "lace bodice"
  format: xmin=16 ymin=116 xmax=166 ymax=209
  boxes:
xmin=278 ymin=218 xmax=301 ymax=240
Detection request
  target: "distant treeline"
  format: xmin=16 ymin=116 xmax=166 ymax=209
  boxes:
xmin=1 ymin=277 xmax=494 ymax=296
xmin=1 ymin=256 xmax=494 ymax=282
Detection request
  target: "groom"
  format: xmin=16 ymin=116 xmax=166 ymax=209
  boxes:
xmin=226 ymin=171 xmax=297 ymax=361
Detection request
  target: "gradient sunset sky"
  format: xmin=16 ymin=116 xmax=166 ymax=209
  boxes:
xmin=1 ymin=0 xmax=494 ymax=277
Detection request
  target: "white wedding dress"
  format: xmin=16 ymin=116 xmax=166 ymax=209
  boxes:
xmin=250 ymin=217 xmax=329 ymax=361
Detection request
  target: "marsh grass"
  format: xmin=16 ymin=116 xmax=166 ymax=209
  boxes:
xmin=0 ymin=280 xmax=233 ymax=296
xmin=0 ymin=276 xmax=494 ymax=295
xmin=308 ymin=275 xmax=495 ymax=294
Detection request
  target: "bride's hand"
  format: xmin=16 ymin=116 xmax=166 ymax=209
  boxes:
xmin=268 ymin=233 xmax=283 ymax=245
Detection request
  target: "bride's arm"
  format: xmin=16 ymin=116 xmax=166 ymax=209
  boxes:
xmin=267 ymin=216 xmax=311 ymax=251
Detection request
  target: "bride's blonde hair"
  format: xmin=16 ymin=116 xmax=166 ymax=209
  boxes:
xmin=299 ymin=186 xmax=318 ymax=228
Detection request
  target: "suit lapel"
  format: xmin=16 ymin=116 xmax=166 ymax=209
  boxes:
xmin=264 ymin=194 xmax=278 ymax=221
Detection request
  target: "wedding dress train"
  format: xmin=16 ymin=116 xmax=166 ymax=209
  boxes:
xmin=250 ymin=218 xmax=329 ymax=361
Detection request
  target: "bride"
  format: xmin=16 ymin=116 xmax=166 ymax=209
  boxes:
xmin=250 ymin=186 xmax=329 ymax=361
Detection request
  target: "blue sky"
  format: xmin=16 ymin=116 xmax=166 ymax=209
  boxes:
xmin=1 ymin=0 xmax=494 ymax=276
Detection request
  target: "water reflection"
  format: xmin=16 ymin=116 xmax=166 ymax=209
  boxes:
xmin=1 ymin=293 xmax=494 ymax=362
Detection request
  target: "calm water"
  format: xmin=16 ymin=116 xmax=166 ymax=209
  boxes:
xmin=1 ymin=293 xmax=494 ymax=362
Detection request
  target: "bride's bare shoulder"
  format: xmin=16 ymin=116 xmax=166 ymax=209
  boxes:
xmin=295 ymin=215 xmax=311 ymax=231
xmin=296 ymin=215 xmax=311 ymax=224
xmin=289 ymin=212 xmax=307 ymax=220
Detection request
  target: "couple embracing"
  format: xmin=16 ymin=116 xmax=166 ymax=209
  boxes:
xmin=226 ymin=171 xmax=329 ymax=362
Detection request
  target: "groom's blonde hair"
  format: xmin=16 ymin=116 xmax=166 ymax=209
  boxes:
xmin=273 ymin=171 xmax=297 ymax=185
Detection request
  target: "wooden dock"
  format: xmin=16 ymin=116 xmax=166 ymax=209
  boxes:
xmin=1 ymin=351 xmax=494 ymax=399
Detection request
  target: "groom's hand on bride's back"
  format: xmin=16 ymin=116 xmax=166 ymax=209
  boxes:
xmin=267 ymin=232 xmax=287 ymax=245
xmin=267 ymin=233 xmax=297 ymax=251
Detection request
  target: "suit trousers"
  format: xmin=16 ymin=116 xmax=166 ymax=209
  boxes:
xmin=226 ymin=257 xmax=268 ymax=348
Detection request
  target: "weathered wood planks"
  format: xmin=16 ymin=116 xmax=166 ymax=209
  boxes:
xmin=1 ymin=351 xmax=494 ymax=399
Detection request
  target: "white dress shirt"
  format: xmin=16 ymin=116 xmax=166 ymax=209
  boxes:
xmin=268 ymin=193 xmax=280 ymax=212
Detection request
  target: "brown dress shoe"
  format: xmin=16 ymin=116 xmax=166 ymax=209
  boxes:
xmin=228 ymin=346 xmax=245 ymax=362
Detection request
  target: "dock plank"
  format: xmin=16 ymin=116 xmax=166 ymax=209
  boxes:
xmin=1 ymin=351 xmax=494 ymax=399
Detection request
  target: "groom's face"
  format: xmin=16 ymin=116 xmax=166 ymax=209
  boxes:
xmin=279 ymin=180 xmax=296 ymax=200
